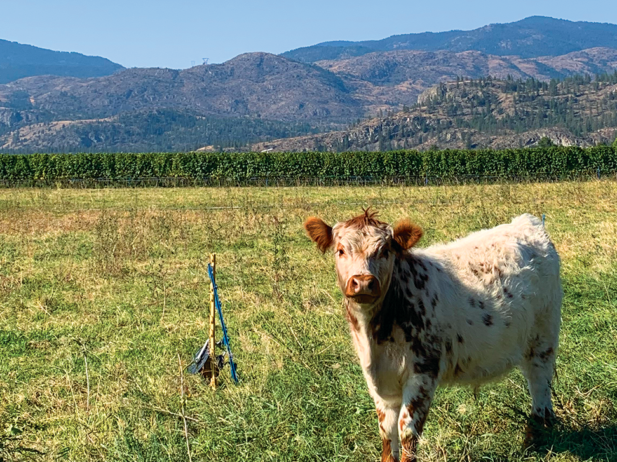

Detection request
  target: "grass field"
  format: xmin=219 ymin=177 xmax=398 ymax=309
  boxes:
xmin=1 ymin=181 xmax=616 ymax=461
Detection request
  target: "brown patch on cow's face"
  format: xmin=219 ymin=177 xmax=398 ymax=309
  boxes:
xmin=344 ymin=207 xmax=383 ymax=229
xmin=304 ymin=217 xmax=333 ymax=253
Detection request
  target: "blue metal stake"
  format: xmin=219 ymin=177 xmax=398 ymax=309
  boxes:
xmin=208 ymin=263 xmax=239 ymax=383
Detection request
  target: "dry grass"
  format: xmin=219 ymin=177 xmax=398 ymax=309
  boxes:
xmin=1 ymin=181 xmax=616 ymax=461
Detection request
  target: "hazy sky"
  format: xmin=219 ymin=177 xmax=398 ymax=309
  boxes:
xmin=3 ymin=0 xmax=617 ymax=69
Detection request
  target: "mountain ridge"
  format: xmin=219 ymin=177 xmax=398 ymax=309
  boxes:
xmin=0 ymin=39 xmax=124 ymax=84
xmin=283 ymin=16 xmax=617 ymax=63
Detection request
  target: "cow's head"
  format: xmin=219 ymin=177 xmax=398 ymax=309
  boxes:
xmin=304 ymin=209 xmax=422 ymax=308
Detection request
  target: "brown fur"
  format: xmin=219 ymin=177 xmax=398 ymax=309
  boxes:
xmin=304 ymin=217 xmax=333 ymax=253
xmin=393 ymin=219 xmax=423 ymax=250
xmin=345 ymin=303 xmax=360 ymax=332
xmin=377 ymin=409 xmax=398 ymax=462
xmin=400 ymin=435 xmax=418 ymax=462
xmin=381 ymin=438 xmax=398 ymax=462
xmin=344 ymin=207 xmax=386 ymax=229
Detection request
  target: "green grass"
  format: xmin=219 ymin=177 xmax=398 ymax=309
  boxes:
xmin=1 ymin=182 xmax=616 ymax=461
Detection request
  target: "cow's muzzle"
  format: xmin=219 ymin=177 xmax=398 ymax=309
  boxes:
xmin=345 ymin=275 xmax=381 ymax=303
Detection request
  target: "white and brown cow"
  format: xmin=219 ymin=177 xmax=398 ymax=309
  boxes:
xmin=304 ymin=210 xmax=561 ymax=462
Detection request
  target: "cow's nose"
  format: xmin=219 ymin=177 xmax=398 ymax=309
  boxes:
xmin=345 ymin=275 xmax=381 ymax=300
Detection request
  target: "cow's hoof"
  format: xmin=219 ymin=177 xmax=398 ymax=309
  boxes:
xmin=523 ymin=413 xmax=556 ymax=449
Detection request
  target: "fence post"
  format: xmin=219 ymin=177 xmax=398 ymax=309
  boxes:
xmin=209 ymin=253 xmax=217 ymax=390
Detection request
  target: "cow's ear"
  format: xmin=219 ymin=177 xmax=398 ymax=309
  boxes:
xmin=304 ymin=217 xmax=333 ymax=253
xmin=393 ymin=219 xmax=423 ymax=250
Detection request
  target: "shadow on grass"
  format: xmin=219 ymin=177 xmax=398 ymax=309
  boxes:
xmin=531 ymin=422 xmax=617 ymax=461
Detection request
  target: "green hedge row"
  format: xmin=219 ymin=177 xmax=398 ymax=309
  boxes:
xmin=0 ymin=147 xmax=616 ymax=181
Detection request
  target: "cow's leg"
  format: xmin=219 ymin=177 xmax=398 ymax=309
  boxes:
xmin=376 ymin=401 xmax=400 ymax=462
xmin=398 ymin=375 xmax=437 ymax=462
xmin=520 ymin=327 xmax=559 ymax=424
xmin=520 ymin=330 xmax=558 ymax=446
xmin=521 ymin=347 xmax=556 ymax=418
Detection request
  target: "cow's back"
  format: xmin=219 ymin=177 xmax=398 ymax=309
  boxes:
xmin=415 ymin=214 xmax=561 ymax=385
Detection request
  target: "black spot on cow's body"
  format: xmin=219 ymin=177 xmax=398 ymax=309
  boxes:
xmin=467 ymin=319 xmax=474 ymax=325
xmin=412 ymin=342 xmax=441 ymax=379
xmin=483 ymin=313 xmax=493 ymax=326
xmin=445 ymin=339 xmax=452 ymax=354
xmin=371 ymin=269 xmax=424 ymax=344
xmin=478 ymin=300 xmax=485 ymax=310
xmin=538 ymin=347 xmax=554 ymax=362
xmin=469 ymin=297 xmax=475 ymax=307
xmin=370 ymin=254 xmax=443 ymax=379
xmin=505 ymin=319 xmax=512 ymax=327
xmin=525 ymin=347 xmax=535 ymax=360
xmin=457 ymin=334 xmax=464 ymax=343
xmin=418 ymin=299 xmax=426 ymax=315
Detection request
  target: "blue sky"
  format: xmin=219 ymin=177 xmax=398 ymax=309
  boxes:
xmin=3 ymin=0 xmax=617 ymax=69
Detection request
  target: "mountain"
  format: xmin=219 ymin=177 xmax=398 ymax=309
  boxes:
xmin=0 ymin=53 xmax=361 ymax=124
xmin=283 ymin=16 xmax=617 ymax=63
xmin=2 ymin=46 xmax=617 ymax=153
xmin=315 ymin=47 xmax=617 ymax=114
xmin=0 ymin=39 xmax=124 ymax=84
xmin=250 ymin=73 xmax=617 ymax=152
xmin=0 ymin=53 xmax=357 ymax=152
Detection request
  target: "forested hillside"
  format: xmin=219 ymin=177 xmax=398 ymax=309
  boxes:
xmin=0 ymin=109 xmax=319 ymax=153
xmin=253 ymin=73 xmax=617 ymax=152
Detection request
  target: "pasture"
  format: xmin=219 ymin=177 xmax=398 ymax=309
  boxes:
xmin=0 ymin=181 xmax=616 ymax=461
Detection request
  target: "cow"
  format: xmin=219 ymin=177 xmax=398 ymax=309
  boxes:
xmin=304 ymin=209 xmax=561 ymax=462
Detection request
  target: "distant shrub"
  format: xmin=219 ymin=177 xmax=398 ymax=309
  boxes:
xmin=538 ymin=137 xmax=555 ymax=148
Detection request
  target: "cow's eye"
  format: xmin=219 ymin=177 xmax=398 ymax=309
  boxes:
xmin=337 ymin=248 xmax=345 ymax=257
